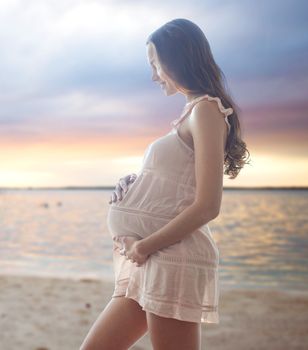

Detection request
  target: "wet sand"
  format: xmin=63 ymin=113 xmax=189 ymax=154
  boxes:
xmin=0 ymin=274 xmax=307 ymax=350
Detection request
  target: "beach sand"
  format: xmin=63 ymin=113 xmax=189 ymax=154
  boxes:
xmin=0 ymin=274 xmax=307 ymax=350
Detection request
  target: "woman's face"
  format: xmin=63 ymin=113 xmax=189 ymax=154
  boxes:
xmin=146 ymin=42 xmax=178 ymax=96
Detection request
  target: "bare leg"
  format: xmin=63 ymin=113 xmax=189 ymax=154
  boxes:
xmin=146 ymin=311 xmax=201 ymax=350
xmin=79 ymin=296 xmax=148 ymax=350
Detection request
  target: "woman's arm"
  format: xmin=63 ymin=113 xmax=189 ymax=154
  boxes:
xmin=138 ymin=100 xmax=225 ymax=256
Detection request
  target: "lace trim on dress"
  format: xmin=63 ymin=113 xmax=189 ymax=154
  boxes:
xmin=170 ymin=94 xmax=234 ymax=133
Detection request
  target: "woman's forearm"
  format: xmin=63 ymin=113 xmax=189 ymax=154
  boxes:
xmin=138 ymin=203 xmax=218 ymax=256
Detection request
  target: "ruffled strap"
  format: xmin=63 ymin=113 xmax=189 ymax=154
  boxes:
xmin=170 ymin=94 xmax=234 ymax=133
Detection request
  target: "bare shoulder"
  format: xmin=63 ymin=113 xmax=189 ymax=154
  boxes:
xmin=187 ymin=99 xmax=228 ymax=148
xmin=189 ymin=99 xmax=226 ymax=129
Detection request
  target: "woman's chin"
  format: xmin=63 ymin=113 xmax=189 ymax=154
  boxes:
xmin=161 ymin=84 xmax=169 ymax=94
xmin=163 ymin=88 xmax=177 ymax=96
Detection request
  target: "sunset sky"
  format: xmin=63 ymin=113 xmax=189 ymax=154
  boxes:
xmin=0 ymin=0 xmax=307 ymax=188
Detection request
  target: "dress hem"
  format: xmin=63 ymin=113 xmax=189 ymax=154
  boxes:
xmin=111 ymin=282 xmax=220 ymax=324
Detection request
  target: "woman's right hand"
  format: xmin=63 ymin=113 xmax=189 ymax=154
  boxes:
xmin=108 ymin=173 xmax=137 ymax=204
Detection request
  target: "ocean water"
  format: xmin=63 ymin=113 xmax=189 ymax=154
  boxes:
xmin=0 ymin=189 xmax=307 ymax=292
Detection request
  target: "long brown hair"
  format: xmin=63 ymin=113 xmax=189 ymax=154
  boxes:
xmin=146 ymin=18 xmax=251 ymax=179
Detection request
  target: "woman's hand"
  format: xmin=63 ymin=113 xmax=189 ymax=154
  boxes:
xmin=109 ymin=173 xmax=137 ymax=204
xmin=113 ymin=236 xmax=150 ymax=267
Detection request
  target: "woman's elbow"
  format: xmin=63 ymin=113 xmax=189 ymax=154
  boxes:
xmin=193 ymin=202 xmax=220 ymax=223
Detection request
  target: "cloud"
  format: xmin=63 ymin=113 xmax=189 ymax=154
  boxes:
xmin=0 ymin=0 xmax=307 ymax=140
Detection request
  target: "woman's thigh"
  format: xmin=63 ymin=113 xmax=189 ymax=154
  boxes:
xmin=146 ymin=311 xmax=201 ymax=350
xmin=79 ymin=296 xmax=148 ymax=350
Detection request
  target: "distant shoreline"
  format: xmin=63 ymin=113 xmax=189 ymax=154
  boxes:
xmin=0 ymin=186 xmax=307 ymax=191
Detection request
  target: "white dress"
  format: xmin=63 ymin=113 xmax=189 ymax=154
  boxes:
xmin=107 ymin=94 xmax=234 ymax=323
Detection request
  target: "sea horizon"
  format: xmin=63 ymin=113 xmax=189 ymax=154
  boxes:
xmin=1 ymin=186 xmax=308 ymax=191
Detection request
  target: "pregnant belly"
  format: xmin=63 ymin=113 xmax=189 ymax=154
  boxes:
xmin=107 ymin=206 xmax=171 ymax=240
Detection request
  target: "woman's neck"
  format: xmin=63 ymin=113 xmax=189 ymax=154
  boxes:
xmin=185 ymin=93 xmax=207 ymax=104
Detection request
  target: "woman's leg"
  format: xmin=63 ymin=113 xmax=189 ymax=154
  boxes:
xmin=146 ymin=310 xmax=201 ymax=350
xmin=79 ymin=296 xmax=148 ymax=350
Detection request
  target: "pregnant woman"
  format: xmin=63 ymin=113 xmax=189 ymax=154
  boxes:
xmin=80 ymin=18 xmax=250 ymax=350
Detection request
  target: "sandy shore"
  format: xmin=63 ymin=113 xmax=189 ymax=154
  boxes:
xmin=0 ymin=274 xmax=307 ymax=350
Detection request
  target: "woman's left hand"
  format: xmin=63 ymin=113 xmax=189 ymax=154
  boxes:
xmin=113 ymin=236 xmax=150 ymax=267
